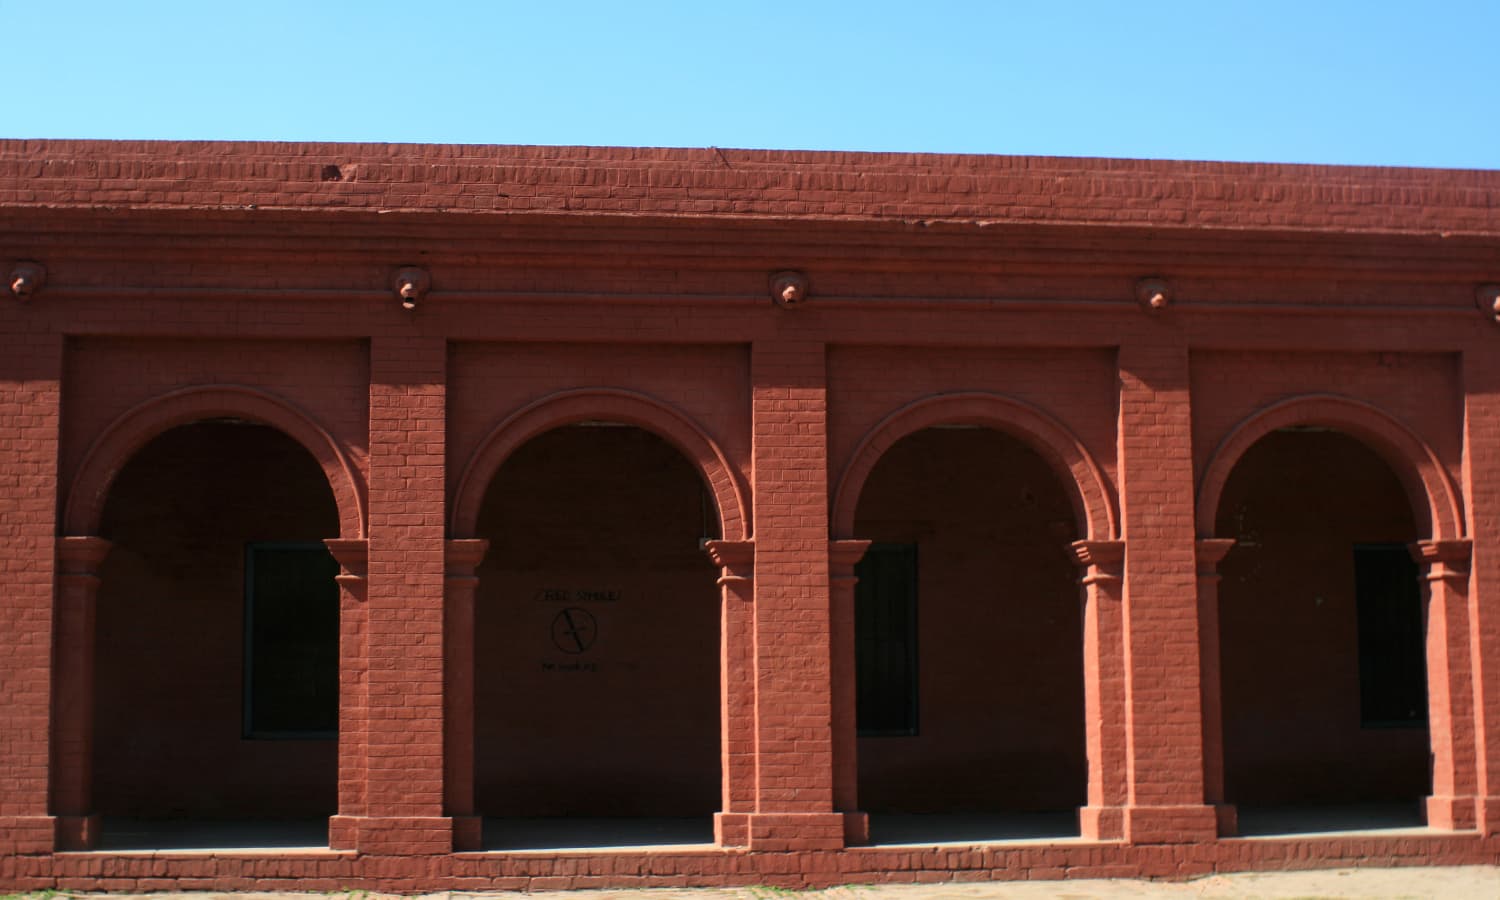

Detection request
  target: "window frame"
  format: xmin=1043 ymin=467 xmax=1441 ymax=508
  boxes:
xmin=855 ymin=542 xmax=920 ymax=738
xmin=242 ymin=541 xmax=341 ymax=740
xmin=1353 ymin=542 xmax=1428 ymax=730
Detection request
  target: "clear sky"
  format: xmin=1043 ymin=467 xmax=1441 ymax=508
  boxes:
xmin=6 ymin=1 xmax=1498 ymax=169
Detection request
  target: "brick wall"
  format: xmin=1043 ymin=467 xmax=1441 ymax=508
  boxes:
xmin=93 ymin=422 xmax=340 ymax=816
xmin=2 ymin=140 xmax=1500 ymax=888
xmin=852 ymin=427 xmax=1085 ymax=813
xmin=1216 ymin=430 xmax=1427 ymax=805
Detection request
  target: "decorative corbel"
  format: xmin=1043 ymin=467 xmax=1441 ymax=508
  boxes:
xmin=770 ymin=270 xmax=810 ymax=309
xmin=1136 ymin=276 xmax=1172 ymax=313
xmin=393 ymin=266 xmax=431 ymax=310
xmin=8 ymin=261 xmax=46 ymax=299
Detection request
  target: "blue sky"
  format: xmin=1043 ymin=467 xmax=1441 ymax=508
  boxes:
xmin=6 ymin=1 xmax=1498 ymax=169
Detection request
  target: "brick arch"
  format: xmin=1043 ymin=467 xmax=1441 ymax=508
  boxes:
xmin=831 ymin=392 xmax=1119 ymax=541
xmin=1196 ymin=393 xmax=1464 ymax=540
xmin=65 ymin=384 xmax=366 ymax=538
xmin=449 ymin=388 xmax=748 ymax=540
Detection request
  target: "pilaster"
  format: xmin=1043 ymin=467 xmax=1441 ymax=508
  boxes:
xmin=1071 ymin=539 xmax=1127 ymax=841
xmin=829 ymin=539 xmax=872 ymax=844
xmin=704 ymin=539 xmax=756 ymax=847
xmin=1194 ymin=538 xmax=1236 ymax=835
xmin=1410 ymin=538 xmax=1477 ymax=831
xmin=324 ymin=538 xmax=369 ymax=851
xmin=444 ymin=538 xmax=489 ymax=851
xmin=50 ymin=536 xmax=112 ymax=852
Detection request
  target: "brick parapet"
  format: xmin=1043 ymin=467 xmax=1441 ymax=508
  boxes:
xmin=3 ymin=140 xmax=1500 ymax=238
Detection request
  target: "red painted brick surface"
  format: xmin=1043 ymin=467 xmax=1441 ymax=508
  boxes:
xmin=93 ymin=422 xmax=340 ymax=816
xmin=2 ymin=138 xmax=1500 ymax=887
xmin=472 ymin=426 xmax=720 ymax=817
xmin=852 ymin=428 xmax=1085 ymax=813
xmin=1215 ymin=431 xmax=1426 ymax=805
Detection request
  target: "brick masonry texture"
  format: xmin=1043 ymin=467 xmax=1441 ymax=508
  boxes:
xmin=2 ymin=139 xmax=1500 ymax=888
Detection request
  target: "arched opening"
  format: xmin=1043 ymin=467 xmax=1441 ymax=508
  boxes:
xmin=472 ymin=424 xmax=721 ymax=850
xmin=1215 ymin=429 xmax=1429 ymax=834
xmin=851 ymin=426 xmax=1085 ymax=844
xmin=93 ymin=420 xmax=342 ymax=849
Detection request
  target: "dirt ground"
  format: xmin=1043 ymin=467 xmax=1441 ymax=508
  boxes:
xmin=47 ymin=865 xmax=1500 ymax=900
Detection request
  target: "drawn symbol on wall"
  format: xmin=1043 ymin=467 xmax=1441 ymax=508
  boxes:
xmin=550 ymin=607 xmax=598 ymax=654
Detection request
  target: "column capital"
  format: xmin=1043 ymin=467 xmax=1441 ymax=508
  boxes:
xmin=705 ymin=539 xmax=754 ymax=589
xmin=1195 ymin=538 xmax=1236 ymax=573
xmin=324 ymin=538 xmax=369 ymax=577
xmin=444 ymin=538 xmax=490 ymax=577
xmin=1070 ymin=539 xmax=1124 ymax=570
xmin=1410 ymin=538 xmax=1472 ymax=578
xmin=56 ymin=536 xmax=112 ymax=576
xmin=324 ymin=538 xmax=369 ymax=603
xmin=1070 ymin=539 xmax=1124 ymax=588
xmin=829 ymin=539 xmax=872 ymax=574
xmin=704 ymin=538 xmax=754 ymax=569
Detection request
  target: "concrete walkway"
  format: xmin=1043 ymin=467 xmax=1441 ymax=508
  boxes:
xmin=54 ymin=865 xmax=1500 ymax=899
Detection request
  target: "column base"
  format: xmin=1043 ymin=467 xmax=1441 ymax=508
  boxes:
xmin=841 ymin=810 xmax=870 ymax=845
xmin=1123 ymin=804 xmax=1219 ymax=844
xmin=716 ymin=812 xmax=850 ymax=850
xmin=1426 ymin=794 xmax=1478 ymax=831
xmin=1212 ymin=802 xmax=1238 ymax=837
xmin=1079 ymin=805 xmax=1125 ymax=841
xmin=0 ymin=816 xmax=65 ymax=853
xmin=451 ymin=814 xmax=484 ymax=851
xmin=715 ymin=812 xmax=750 ymax=847
xmin=1475 ymin=796 xmax=1500 ymax=836
xmin=328 ymin=815 xmax=453 ymax=854
xmin=54 ymin=813 xmax=102 ymax=851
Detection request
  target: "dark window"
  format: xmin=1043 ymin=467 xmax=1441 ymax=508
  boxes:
xmin=244 ymin=542 xmax=340 ymax=738
xmin=855 ymin=543 xmax=918 ymax=736
xmin=1354 ymin=543 xmax=1427 ymax=728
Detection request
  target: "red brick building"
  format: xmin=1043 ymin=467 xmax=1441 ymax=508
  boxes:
xmin=2 ymin=140 xmax=1500 ymax=890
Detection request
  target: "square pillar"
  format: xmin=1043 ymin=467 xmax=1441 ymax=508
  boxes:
xmin=0 ymin=332 xmax=64 ymax=854
xmin=329 ymin=336 xmax=453 ymax=855
xmin=1460 ymin=351 xmax=1500 ymax=835
xmin=1114 ymin=341 xmax=1217 ymax=843
xmin=739 ymin=339 xmax=849 ymax=850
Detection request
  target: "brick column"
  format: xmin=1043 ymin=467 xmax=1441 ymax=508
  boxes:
xmin=1071 ymin=539 xmax=1126 ymax=841
xmin=744 ymin=339 xmax=848 ymax=850
xmin=0 ymin=331 xmax=63 ymax=854
xmin=325 ymin=538 xmax=369 ymax=851
xmin=50 ymin=537 xmax=112 ymax=851
xmin=704 ymin=539 xmax=755 ymax=847
xmin=1411 ymin=539 xmax=1477 ymax=831
xmin=1194 ymin=538 xmax=1236 ymax=835
xmin=829 ymin=539 xmax=871 ymax=844
xmin=341 ymin=336 xmax=452 ymax=854
xmin=1461 ymin=351 xmax=1500 ymax=835
xmin=1115 ymin=342 xmax=1217 ymax=843
xmin=444 ymin=538 xmax=488 ymax=851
